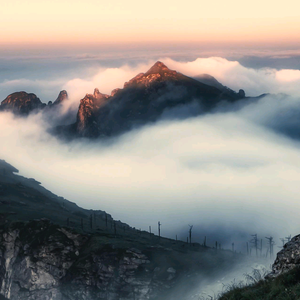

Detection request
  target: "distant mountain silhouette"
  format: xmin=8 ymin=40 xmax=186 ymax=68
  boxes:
xmin=56 ymin=61 xmax=247 ymax=138
xmin=0 ymin=90 xmax=69 ymax=115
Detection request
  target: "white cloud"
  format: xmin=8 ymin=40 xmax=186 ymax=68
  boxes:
xmin=1 ymin=102 xmax=300 ymax=248
xmin=276 ymin=69 xmax=300 ymax=82
xmin=1 ymin=57 xmax=300 ymax=251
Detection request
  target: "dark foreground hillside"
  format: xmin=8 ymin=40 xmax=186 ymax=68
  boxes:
xmin=219 ymin=233 xmax=300 ymax=300
xmin=219 ymin=267 xmax=300 ymax=300
xmin=0 ymin=219 xmax=245 ymax=300
xmin=0 ymin=159 xmax=248 ymax=300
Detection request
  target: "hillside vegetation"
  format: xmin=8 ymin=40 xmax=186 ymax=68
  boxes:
xmin=219 ymin=267 xmax=300 ymax=300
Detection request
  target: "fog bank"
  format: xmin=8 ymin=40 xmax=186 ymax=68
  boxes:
xmin=1 ymin=57 xmax=300 ymax=252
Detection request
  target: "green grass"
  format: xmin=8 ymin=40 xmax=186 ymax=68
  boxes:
xmin=219 ymin=267 xmax=300 ymax=300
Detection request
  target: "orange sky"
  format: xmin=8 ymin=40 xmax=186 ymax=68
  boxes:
xmin=1 ymin=0 xmax=300 ymax=47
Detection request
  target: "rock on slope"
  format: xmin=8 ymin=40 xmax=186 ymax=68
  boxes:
xmin=269 ymin=234 xmax=300 ymax=277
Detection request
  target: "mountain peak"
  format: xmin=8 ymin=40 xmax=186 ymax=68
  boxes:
xmin=53 ymin=90 xmax=68 ymax=105
xmin=93 ymin=88 xmax=100 ymax=96
xmin=144 ymin=61 xmax=171 ymax=76
xmin=0 ymin=91 xmax=43 ymax=115
xmin=93 ymin=88 xmax=110 ymax=100
xmin=124 ymin=61 xmax=178 ymax=88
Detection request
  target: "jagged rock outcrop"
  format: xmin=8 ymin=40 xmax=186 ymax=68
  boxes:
xmin=53 ymin=90 xmax=68 ymax=106
xmin=0 ymin=92 xmax=44 ymax=115
xmin=76 ymin=89 xmax=110 ymax=136
xmin=269 ymin=235 xmax=300 ymax=277
xmin=0 ymin=90 xmax=70 ymax=116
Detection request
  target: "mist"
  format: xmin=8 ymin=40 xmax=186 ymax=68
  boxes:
xmin=2 ymin=51 xmax=300 ymax=104
xmin=1 ymin=56 xmax=300 ymax=255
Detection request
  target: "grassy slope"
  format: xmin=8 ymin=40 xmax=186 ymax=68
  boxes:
xmin=0 ymin=161 xmax=252 ymax=300
xmin=219 ymin=267 xmax=300 ymax=300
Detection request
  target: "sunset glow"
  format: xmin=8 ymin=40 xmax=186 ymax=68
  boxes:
xmin=1 ymin=0 xmax=300 ymax=47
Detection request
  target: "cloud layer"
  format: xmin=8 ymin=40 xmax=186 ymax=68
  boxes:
xmin=1 ymin=57 xmax=300 ymax=252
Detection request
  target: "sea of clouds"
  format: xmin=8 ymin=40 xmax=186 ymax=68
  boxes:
xmin=1 ymin=56 xmax=300 ymax=252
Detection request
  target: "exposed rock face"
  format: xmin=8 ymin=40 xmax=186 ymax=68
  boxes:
xmin=53 ymin=90 xmax=68 ymax=106
xmin=270 ymin=235 xmax=300 ymax=277
xmin=0 ymin=220 xmax=201 ymax=300
xmin=0 ymin=92 xmax=43 ymax=115
xmin=0 ymin=220 xmax=151 ymax=300
xmin=76 ymin=89 xmax=110 ymax=136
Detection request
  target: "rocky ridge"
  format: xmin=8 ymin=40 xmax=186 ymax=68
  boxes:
xmin=1 ymin=61 xmax=250 ymax=138
xmin=59 ymin=61 xmax=247 ymax=138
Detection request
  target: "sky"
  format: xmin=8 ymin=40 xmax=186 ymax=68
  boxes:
xmin=1 ymin=0 xmax=300 ymax=48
